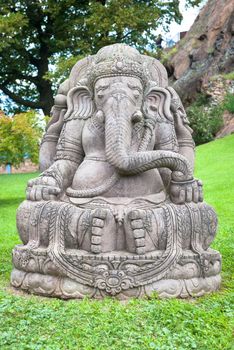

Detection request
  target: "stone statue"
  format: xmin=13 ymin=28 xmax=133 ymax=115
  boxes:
xmin=11 ymin=44 xmax=221 ymax=299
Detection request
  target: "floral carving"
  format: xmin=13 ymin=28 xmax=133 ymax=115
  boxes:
xmin=13 ymin=249 xmax=30 ymax=268
xmin=94 ymin=270 xmax=134 ymax=295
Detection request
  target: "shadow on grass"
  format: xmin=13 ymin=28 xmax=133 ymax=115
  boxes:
xmin=0 ymin=198 xmax=25 ymax=207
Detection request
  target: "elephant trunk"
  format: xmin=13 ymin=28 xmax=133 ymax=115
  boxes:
xmin=105 ymin=97 xmax=193 ymax=181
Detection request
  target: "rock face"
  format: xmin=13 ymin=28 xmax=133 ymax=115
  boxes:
xmin=11 ymin=44 xmax=221 ymax=299
xmin=202 ymin=75 xmax=233 ymax=104
xmin=216 ymin=110 xmax=234 ymax=138
xmin=202 ymin=75 xmax=234 ymax=138
xmin=168 ymin=0 xmax=234 ymax=104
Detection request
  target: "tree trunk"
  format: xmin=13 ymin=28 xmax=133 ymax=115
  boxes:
xmin=38 ymin=79 xmax=54 ymax=116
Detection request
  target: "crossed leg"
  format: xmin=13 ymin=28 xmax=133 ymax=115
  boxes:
xmin=17 ymin=200 xmax=116 ymax=253
xmin=124 ymin=202 xmax=217 ymax=255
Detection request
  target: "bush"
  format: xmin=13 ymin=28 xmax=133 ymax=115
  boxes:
xmin=222 ymin=71 xmax=234 ymax=80
xmin=0 ymin=111 xmax=44 ymax=167
xmin=186 ymin=95 xmax=224 ymax=145
xmin=223 ymin=93 xmax=234 ymax=114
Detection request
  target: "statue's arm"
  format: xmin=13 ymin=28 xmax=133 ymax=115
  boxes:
xmin=173 ymin=110 xmax=195 ymax=171
xmin=153 ymin=95 xmax=203 ymax=203
xmin=167 ymin=86 xmax=195 ymax=169
xmin=167 ymin=87 xmax=203 ymax=203
xmin=27 ymin=118 xmax=85 ymax=201
xmin=153 ymin=120 xmax=179 ymax=190
xmin=39 ymin=79 xmax=69 ymax=171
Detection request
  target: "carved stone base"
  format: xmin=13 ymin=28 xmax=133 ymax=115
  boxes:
xmin=11 ymin=268 xmax=221 ymax=299
xmin=11 ymin=245 xmax=221 ymax=299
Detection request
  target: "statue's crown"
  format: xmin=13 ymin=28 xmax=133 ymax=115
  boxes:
xmin=86 ymin=44 xmax=149 ymax=87
xmin=70 ymin=44 xmax=168 ymax=90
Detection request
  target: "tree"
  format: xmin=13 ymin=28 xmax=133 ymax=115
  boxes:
xmin=0 ymin=110 xmax=44 ymax=167
xmin=0 ymin=0 xmax=202 ymax=115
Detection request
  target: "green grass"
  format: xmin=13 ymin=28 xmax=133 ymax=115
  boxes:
xmin=0 ymin=135 xmax=234 ymax=350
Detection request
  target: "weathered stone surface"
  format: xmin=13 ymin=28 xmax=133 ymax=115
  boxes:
xmin=168 ymin=0 xmax=234 ymax=104
xmin=11 ymin=44 xmax=221 ymax=299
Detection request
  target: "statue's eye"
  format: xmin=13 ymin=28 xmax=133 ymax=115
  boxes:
xmin=133 ymin=91 xmax=140 ymax=99
xmin=149 ymin=104 xmax=157 ymax=111
xmin=96 ymin=84 xmax=109 ymax=99
xmin=97 ymin=92 xmax=104 ymax=99
xmin=127 ymin=83 xmax=142 ymax=99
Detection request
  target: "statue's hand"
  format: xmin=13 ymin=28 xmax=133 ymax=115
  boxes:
xmin=26 ymin=176 xmax=61 ymax=201
xmin=170 ymin=178 xmax=203 ymax=204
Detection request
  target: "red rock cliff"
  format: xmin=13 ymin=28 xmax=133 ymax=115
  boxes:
xmin=167 ymin=0 xmax=234 ymax=103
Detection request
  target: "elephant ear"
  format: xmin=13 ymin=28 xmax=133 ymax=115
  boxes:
xmin=143 ymin=85 xmax=173 ymax=123
xmin=64 ymin=86 xmax=94 ymax=121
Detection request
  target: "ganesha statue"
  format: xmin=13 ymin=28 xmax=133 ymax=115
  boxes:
xmin=11 ymin=44 xmax=221 ymax=299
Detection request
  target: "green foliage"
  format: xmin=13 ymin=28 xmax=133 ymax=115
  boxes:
xmin=222 ymin=71 xmax=234 ymax=80
xmin=156 ymin=46 xmax=178 ymax=65
xmin=44 ymin=55 xmax=84 ymax=86
xmin=0 ymin=0 xmax=202 ymax=115
xmin=0 ymin=135 xmax=234 ymax=349
xmin=0 ymin=111 xmax=44 ymax=166
xmin=223 ymin=92 xmax=234 ymax=114
xmin=186 ymin=95 xmax=224 ymax=145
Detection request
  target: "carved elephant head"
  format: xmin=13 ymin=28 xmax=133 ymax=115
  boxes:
xmin=64 ymin=75 xmax=192 ymax=181
xmin=65 ymin=75 xmax=191 ymax=179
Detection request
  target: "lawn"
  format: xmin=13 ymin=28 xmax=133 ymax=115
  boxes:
xmin=0 ymin=135 xmax=233 ymax=350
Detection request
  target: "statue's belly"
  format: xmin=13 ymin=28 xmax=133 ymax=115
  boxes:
xmin=71 ymin=159 xmax=165 ymax=197
xmin=71 ymin=159 xmax=115 ymax=189
xmin=105 ymin=169 xmax=165 ymax=197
